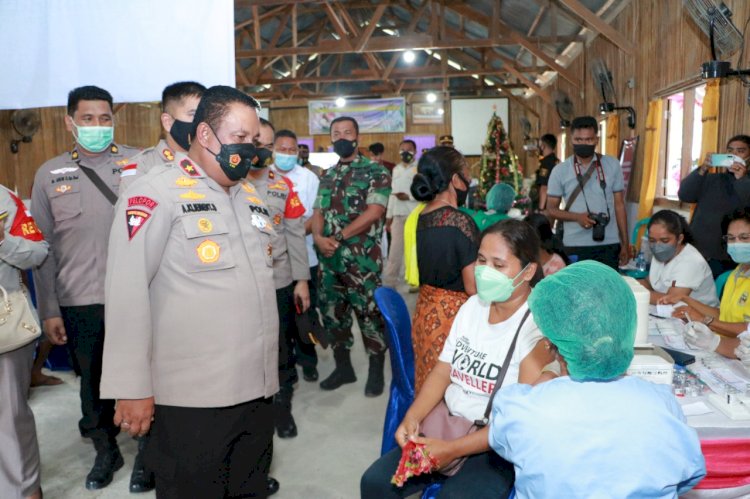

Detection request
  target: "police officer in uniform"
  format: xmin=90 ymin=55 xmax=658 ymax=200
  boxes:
xmin=249 ymin=120 xmax=310 ymax=439
xmin=312 ymin=116 xmax=391 ymax=397
xmin=535 ymin=133 xmax=559 ymax=212
xmin=119 ymin=81 xmax=206 ymax=194
xmin=31 ymin=85 xmax=142 ymax=491
xmin=100 ymin=86 xmax=279 ymax=499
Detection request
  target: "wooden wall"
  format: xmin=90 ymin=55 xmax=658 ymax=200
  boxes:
xmin=0 ymin=104 xmax=162 ymax=198
xmin=521 ymin=0 xmax=750 ymax=202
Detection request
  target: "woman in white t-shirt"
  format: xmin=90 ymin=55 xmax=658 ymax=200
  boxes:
xmin=361 ymin=219 xmax=554 ymax=499
xmin=641 ymin=209 xmax=719 ymax=307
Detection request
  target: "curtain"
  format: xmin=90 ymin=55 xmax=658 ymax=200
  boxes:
xmin=637 ymin=99 xmax=664 ymax=221
xmin=700 ymin=79 xmax=721 ymax=161
xmin=606 ymin=114 xmax=620 ymax=157
xmin=690 ymin=79 xmax=721 ymax=220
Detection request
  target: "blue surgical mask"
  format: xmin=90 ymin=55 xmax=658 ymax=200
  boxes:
xmin=274 ymin=152 xmax=298 ymax=172
xmin=72 ymin=123 xmax=114 ymax=153
xmin=728 ymin=242 xmax=750 ymax=264
xmin=474 ymin=264 xmax=528 ymax=303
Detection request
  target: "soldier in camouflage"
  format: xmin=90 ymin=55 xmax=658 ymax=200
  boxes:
xmin=312 ymin=116 xmax=391 ymax=397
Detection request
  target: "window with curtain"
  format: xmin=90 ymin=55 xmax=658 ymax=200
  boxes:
xmin=657 ymin=84 xmax=706 ymax=199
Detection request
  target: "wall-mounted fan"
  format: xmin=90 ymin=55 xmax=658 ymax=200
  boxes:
xmin=685 ymin=0 xmax=750 ymax=87
xmin=591 ymin=58 xmax=636 ymax=129
xmin=10 ymin=110 xmax=41 ymax=154
xmin=554 ymin=90 xmax=574 ymax=129
xmin=519 ymin=115 xmax=539 ymax=151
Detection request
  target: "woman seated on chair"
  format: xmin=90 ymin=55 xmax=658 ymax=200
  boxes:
xmin=525 ymin=213 xmax=568 ymax=276
xmin=660 ymin=208 xmax=750 ymax=358
xmin=639 ymin=209 xmax=718 ymax=306
xmin=489 ymin=261 xmax=706 ymax=498
xmin=409 ymin=146 xmax=480 ymax=392
xmin=361 ymin=220 xmax=555 ymax=499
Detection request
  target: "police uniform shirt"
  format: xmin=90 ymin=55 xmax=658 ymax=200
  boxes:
xmin=535 ymin=153 xmax=559 ymax=187
xmin=31 ymin=144 xmax=140 ymax=320
xmin=0 ymin=187 xmax=48 ymax=294
xmin=249 ymin=169 xmax=309 ymax=290
xmin=119 ymin=139 xmax=184 ymax=195
xmin=100 ymin=157 xmax=279 ymax=408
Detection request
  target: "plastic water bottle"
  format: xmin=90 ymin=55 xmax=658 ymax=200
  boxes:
xmin=673 ymin=365 xmax=687 ymax=397
xmin=635 ymin=251 xmax=647 ymax=273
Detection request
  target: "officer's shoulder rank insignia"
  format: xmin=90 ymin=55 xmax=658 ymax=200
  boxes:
xmin=242 ymin=182 xmax=256 ymax=194
xmin=110 ymin=144 xmax=119 ymax=154
xmin=179 ymin=159 xmax=201 ymax=177
xmin=162 ymin=148 xmax=175 ymax=162
xmin=180 ymin=190 xmax=206 ymax=200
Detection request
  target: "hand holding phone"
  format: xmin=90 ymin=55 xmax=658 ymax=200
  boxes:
xmin=710 ymin=153 xmax=742 ymax=167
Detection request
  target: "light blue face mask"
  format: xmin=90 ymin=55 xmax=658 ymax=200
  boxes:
xmin=728 ymin=242 xmax=750 ymax=264
xmin=274 ymin=152 xmax=298 ymax=172
xmin=72 ymin=123 xmax=114 ymax=153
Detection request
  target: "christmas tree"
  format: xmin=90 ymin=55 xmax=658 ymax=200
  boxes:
xmin=476 ymin=111 xmax=531 ymax=214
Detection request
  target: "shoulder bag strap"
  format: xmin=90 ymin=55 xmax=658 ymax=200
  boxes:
xmin=76 ymin=160 xmax=118 ymax=206
xmin=475 ymin=308 xmax=532 ymax=426
xmin=563 ymin=160 xmax=597 ymax=212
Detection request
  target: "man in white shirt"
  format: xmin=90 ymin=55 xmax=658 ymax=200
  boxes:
xmin=383 ymin=139 xmax=419 ymax=288
xmin=271 ymin=129 xmax=321 ymax=382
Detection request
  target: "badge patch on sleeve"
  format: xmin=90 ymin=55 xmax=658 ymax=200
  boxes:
xmin=126 ymin=209 xmax=151 ymax=240
xmin=7 ymin=192 xmax=44 ymax=241
xmin=128 ymin=196 xmax=158 ymax=210
xmin=284 ymin=190 xmax=306 ymax=219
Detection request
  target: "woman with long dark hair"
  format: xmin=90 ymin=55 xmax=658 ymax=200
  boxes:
xmin=408 ymin=146 xmax=479 ymax=391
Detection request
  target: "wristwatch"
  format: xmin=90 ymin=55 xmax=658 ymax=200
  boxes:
xmin=702 ymin=316 xmax=715 ymax=326
xmin=334 ymin=232 xmax=345 ymax=243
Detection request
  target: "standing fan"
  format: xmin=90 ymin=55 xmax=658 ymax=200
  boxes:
xmin=10 ymin=110 xmax=41 ymax=154
xmin=591 ymin=58 xmax=636 ymax=129
xmin=554 ymin=90 xmax=575 ymax=129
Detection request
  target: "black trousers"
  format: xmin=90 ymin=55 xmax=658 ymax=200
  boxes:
xmin=361 ymin=447 xmax=514 ymax=499
xmin=145 ymin=398 xmax=274 ymax=499
xmin=276 ymin=278 xmax=318 ymax=391
xmin=61 ymin=304 xmax=118 ymax=442
xmin=295 ymin=265 xmax=320 ymax=369
xmin=564 ymin=243 xmax=621 ymax=270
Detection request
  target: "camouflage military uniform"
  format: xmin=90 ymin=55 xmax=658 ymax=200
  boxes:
xmin=313 ymin=155 xmax=391 ymax=354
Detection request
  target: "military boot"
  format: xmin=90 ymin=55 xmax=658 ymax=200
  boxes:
xmin=129 ymin=435 xmax=155 ymax=493
xmin=319 ymin=347 xmax=357 ymax=390
xmin=85 ymin=437 xmax=124 ymax=490
xmin=274 ymin=387 xmax=298 ymax=438
xmin=365 ymin=352 xmax=386 ymax=397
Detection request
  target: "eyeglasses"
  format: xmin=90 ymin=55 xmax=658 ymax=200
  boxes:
xmin=722 ymin=233 xmax=750 ymax=242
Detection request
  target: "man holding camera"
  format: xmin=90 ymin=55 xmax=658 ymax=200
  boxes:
xmin=547 ymin=116 xmax=629 ymax=270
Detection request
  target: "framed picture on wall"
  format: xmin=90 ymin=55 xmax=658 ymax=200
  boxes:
xmin=412 ymin=103 xmax=444 ymax=125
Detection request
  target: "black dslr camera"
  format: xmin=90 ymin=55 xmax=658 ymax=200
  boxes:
xmin=589 ymin=212 xmax=610 ymax=242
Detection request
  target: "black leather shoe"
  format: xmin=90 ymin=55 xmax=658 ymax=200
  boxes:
xmin=129 ymin=438 xmax=155 ymax=493
xmin=302 ymin=366 xmax=319 ymax=382
xmin=85 ymin=447 xmax=124 ymax=490
xmin=319 ymin=347 xmax=356 ymax=391
xmin=365 ymin=352 xmax=386 ymax=397
xmin=267 ymin=477 xmax=280 ymax=496
xmin=276 ymin=414 xmax=298 ymax=438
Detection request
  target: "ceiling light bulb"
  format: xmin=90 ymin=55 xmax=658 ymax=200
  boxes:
xmin=335 ymin=97 xmax=346 ymax=108
xmin=438 ymin=108 xmax=444 ymax=115
xmin=403 ymin=50 xmax=416 ymax=63
xmin=426 ymin=92 xmax=437 ymax=103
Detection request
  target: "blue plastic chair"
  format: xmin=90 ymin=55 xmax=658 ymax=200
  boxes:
xmin=374 ymin=287 xmax=513 ymax=499
xmin=716 ymin=269 xmax=733 ymax=298
xmin=374 ymin=287 xmax=415 ymax=456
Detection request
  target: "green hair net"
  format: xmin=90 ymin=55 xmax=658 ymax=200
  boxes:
xmin=486 ymin=183 xmax=516 ymax=213
xmin=528 ymin=260 xmax=636 ymax=380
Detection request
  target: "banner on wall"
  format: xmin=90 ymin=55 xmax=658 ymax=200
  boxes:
xmin=308 ymin=98 xmax=406 ymax=135
xmin=619 ymin=136 xmax=639 ymax=194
